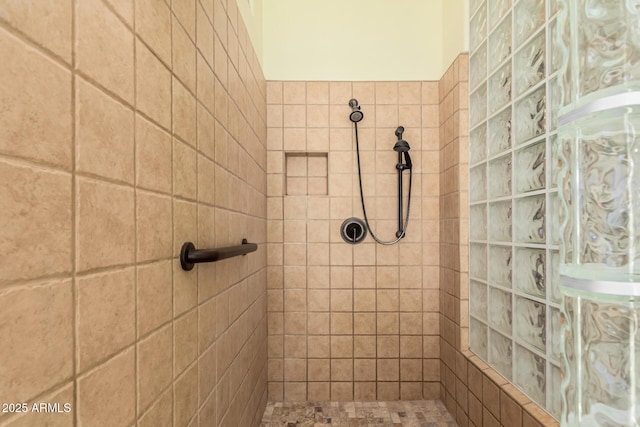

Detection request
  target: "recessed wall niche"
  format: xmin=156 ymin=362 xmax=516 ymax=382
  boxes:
xmin=285 ymin=153 xmax=328 ymax=196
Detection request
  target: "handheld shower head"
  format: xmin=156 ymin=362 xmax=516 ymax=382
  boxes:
xmin=348 ymin=98 xmax=364 ymax=123
xmin=395 ymin=126 xmax=404 ymax=139
xmin=393 ymin=126 xmax=411 ymax=152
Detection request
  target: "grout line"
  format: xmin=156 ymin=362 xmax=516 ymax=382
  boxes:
xmin=132 ymin=1 xmax=139 ymax=424
xmin=71 ymin=0 xmax=78 ymax=423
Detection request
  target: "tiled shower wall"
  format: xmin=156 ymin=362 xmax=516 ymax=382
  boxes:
xmin=438 ymin=54 xmax=559 ymax=427
xmin=266 ymin=81 xmax=441 ymax=401
xmin=0 ymin=1 xmax=268 ymax=426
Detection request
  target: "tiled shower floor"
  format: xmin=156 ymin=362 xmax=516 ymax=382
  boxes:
xmin=260 ymin=400 xmax=457 ymax=427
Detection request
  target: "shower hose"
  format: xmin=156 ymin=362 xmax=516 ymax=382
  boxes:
xmin=353 ymin=122 xmax=412 ymax=245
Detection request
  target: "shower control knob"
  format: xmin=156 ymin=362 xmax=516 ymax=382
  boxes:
xmin=340 ymin=217 xmax=367 ymax=244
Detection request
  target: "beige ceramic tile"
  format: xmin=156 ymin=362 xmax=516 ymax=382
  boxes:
xmin=283 ymin=81 xmax=305 ymax=104
xmin=172 ymin=16 xmax=197 ymax=93
xmin=0 ymin=160 xmax=71 ymax=284
xmin=352 ymin=82 xmax=375 ymax=105
xmin=0 ymin=30 xmax=72 ymax=169
xmin=399 ymin=82 xmax=422 ymax=104
xmin=198 ymin=344 xmax=217 ymax=407
xmin=267 ymin=81 xmax=283 ymax=105
xmin=308 ymin=359 xmax=330 ymax=381
xmin=174 ymin=363 xmax=198 ymax=426
xmin=172 ymin=0 xmax=196 ymax=39
xmin=76 ymin=268 xmax=135 ymax=371
xmin=136 ymin=191 xmax=172 ymax=262
xmin=76 ymin=0 xmax=134 ymax=104
xmin=77 ymin=348 xmax=135 ymax=426
xmin=307 ymin=105 xmax=329 ymax=127
xmin=0 ymin=279 xmax=72 ymax=403
xmin=76 ymin=78 xmax=134 ymax=183
xmin=173 ymin=78 xmax=197 ymax=147
xmin=329 ymin=82 xmax=352 ymax=104
xmin=136 ymin=0 xmax=171 ymax=66
xmin=0 ymin=0 xmax=72 ymax=62
xmin=173 ymin=140 xmax=197 ymax=200
xmin=138 ymin=388 xmax=172 ymax=427
xmin=197 ymin=155 xmax=216 ymax=205
xmin=196 ymin=2 xmax=214 ymax=67
xmin=137 ymin=260 xmax=172 ymax=337
xmin=198 ymin=297 xmax=217 ymax=353
xmin=174 ymin=310 xmax=198 ymax=376
xmin=196 ymin=53 xmax=215 ymax=114
xmin=212 ymin=0 xmax=227 ymax=46
xmin=137 ymin=324 xmax=172 ymax=412
xmin=306 ymin=82 xmax=329 ymax=104
xmin=76 ymin=178 xmax=134 ymax=272
xmin=136 ymin=115 xmax=172 ymax=193
xmin=331 ymin=335 xmax=353 ymax=357
xmin=331 ymin=382 xmax=353 ymax=401
xmin=136 ymin=40 xmax=171 ymax=129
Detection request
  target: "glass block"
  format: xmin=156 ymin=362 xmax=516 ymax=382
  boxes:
xmin=549 ymin=0 xmax=559 ymax=16
xmin=470 ymin=122 xmax=487 ymax=165
xmin=470 ymin=243 xmax=488 ymax=280
xmin=488 ymin=154 xmax=512 ymax=199
xmin=550 ymin=307 xmax=562 ymax=362
xmin=549 ymin=134 xmax=559 ymax=189
xmin=470 ymin=84 xmax=487 ymax=128
xmin=561 ymin=0 xmax=640 ymax=110
xmin=514 ymin=141 xmax=545 ymax=193
xmin=489 ymin=62 xmax=512 ymax=114
xmin=514 ymin=0 xmax=545 ymax=48
xmin=488 ymin=106 xmax=511 ymax=156
xmin=562 ymin=295 xmax=640 ymax=425
xmin=488 ymin=0 xmax=511 ymax=29
xmin=514 ymin=85 xmax=546 ymax=145
xmin=489 ymin=287 xmax=512 ymax=335
xmin=489 ymin=201 xmax=512 ymax=242
xmin=470 ymin=164 xmax=487 ymax=203
xmin=470 ymin=0 xmax=485 ymax=17
xmin=566 ymin=109 xmax=640 ymax=276
xmin=549 ymin=364 xmax=562 ymax=418
xmin=514 ymin=195 xmax=545 ymax=244
xmin=514 ymin=31 xmax=545 ymax=97
xmin=549 ymin=250 xmax=561 ymax=304
xmin=515 ymin=296 xmax=546 ymax=351
xmin=489 ymin=14 xmax=512 ymax=71
xmin=549 ymin=192 xmax=561 ymax=245
xmin=470 ymin=280 xmax=488 ymax=321
xmin=548 ymin=76 xmax=561 ymax=130
xmin=470 ymin=318 xmax=488 ymax=360
xmin=489 ymin=245 xmax=512 ymax=287
xmin=489 ymin=329 xmax=513 ymax=379
xmin=470 ymin=204 xmax=488 ymax=241
xmin=470 ymin=1 xmax=487 ymax=52
xmin=514 ymin=248 xmax=545 ymax=298
xmin=515 ymin=344 xmax=546 ymax=405
xmin=549 ymin=17 xmax=561 ymax=74
xmin=470 ymin=42 xmax=488 ymax=91
xmin=562 ymin=292 xmax=578 ymax=423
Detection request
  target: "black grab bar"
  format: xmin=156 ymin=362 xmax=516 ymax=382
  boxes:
xmin=180 ymin=239 xmax=258 ymax=271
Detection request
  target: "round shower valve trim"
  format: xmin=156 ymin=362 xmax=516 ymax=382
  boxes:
xmin=340 ymin=217 xmax=367 ymax=244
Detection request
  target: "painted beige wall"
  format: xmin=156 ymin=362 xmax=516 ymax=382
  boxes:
xmin=262 ymin=0 xmax=444 ymax=81
xmin=442 ymin=0 xmax=469 ymax=70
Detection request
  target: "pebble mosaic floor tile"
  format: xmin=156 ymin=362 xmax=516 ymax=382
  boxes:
xmin=260 ymin=400 xmax=457 ymax=427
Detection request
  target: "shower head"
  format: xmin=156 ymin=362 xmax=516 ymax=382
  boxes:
xmin=393 ymin=126 xmax=411 ymax=152
xmin=348 ymin=98 xmax=364 ymax=123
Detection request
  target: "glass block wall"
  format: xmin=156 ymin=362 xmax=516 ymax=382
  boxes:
xmin=468 ymin=0 xmax=563 ymax=418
